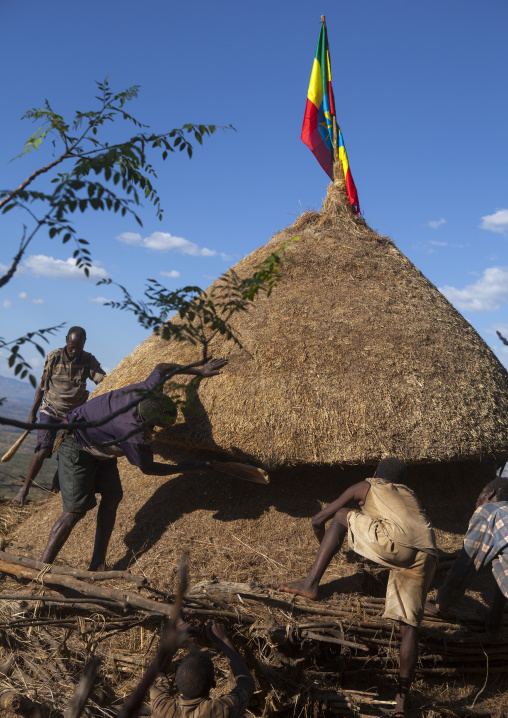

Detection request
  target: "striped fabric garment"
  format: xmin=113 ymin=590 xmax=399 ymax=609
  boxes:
xmin=40 ymin=347 xmax=105 ymax=419
xmin=464 ymin=501 xmax=508 ymax=597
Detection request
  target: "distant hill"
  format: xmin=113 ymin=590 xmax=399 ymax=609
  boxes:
xmin=0 ymin=375 xmax=35 ymax=433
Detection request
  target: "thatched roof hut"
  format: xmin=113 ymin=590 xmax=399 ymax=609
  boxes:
xmin=95 ymin=184 xmax=508 ymax=468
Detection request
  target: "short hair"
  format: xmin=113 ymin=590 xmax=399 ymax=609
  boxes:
xmin=486 ymin=476 xmax=508 ymax=502
xmin=138 ymin=394 xmax=177 ymax=427
xmin=176 ymin=651 xmax=215 ymax=699
xmin=66 ymin=326 xmax=87 ymax=342
xmin=376 ymin=457 xmax=407 ymax=483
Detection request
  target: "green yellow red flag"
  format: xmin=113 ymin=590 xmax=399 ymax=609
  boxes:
xmin=301 ymin=21 xmax=360 ymax=214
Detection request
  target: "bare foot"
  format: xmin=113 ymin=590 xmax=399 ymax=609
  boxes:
xmin=278 ymin=579 xmax=319 ymax=600
xmin=424 ymin=599 xmax=441 ymax=615
xmin=11 ymin=490 xmax=27 ymax=507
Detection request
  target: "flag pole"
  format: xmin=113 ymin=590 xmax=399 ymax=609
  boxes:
xmin=321 ymin=15 xmax=339 ymax=171
xmin=321 ymin=15 xmax=342 ymax=186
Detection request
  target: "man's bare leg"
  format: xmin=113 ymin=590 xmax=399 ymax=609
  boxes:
xmin=50 ymin=469 xmax=60 ymax=493
xmin=41 ymin=511 xmax=84 ymax=564
xmin=278 ymin=509 xmax=349 ymax=600
xmin=395 ymin=623 xmax=418 ymax=716
xmin=12 ymin=447 xmax=51 ymax=506
xmin=484 ymin=585 xmax=507 ymax=640
xmin=88 ymin=495 xmax=122 ymax=572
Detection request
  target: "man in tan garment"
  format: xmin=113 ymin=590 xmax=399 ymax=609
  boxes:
xmin=278 ymin=457 xmax=437 ymax=718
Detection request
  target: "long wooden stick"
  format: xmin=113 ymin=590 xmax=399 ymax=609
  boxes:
xmin=0 ymin=550 xmax=145 ymax=585
xmin=63 ymin=658 xmax=101 ymax=718
xmin=0 ymin=559 xmax=171 ymax=616
xmin=1 ymin=430 xmax=30 ymax=462
xmin=117 ymin=559 xmax=188 ymax=718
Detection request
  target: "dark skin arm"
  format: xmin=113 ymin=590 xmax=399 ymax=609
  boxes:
xmin=206 ymin=621 xmax=255 ymax=698
xmin=311 ymin=480 xmax=371 ymax=542
xmin=154 ymin=357 xmax=227 ymax=378
xmin=27 ymin=373 xmax=46 ymax=424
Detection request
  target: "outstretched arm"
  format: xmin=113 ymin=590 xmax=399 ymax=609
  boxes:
xmin=312 ymin=480 xmax=371 ymax=542
xmin=154 ymin=357 xmax=227 ymax=378
xmin=27 ymin=376 xmax=45 ymax=424
xmin=206 ymin=621 xmax=255 ymax=698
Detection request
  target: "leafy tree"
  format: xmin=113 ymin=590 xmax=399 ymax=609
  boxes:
xmin=0 ymin=79 xmax=295 ymax=420
xmin=1 ymin=78 xmax=227 ymax=386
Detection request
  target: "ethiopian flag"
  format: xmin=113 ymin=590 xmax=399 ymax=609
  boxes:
xmin=301 ymin=22 xmax=360 ymax=214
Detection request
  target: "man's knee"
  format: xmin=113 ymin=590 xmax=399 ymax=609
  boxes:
xmin=332 ymin=507 xmax=350 ymax=526
xmin=35 ymin=446 xmax=52 ymax=461
xmin=61 ymin=511 xmax=86 ymax=528
xmin=399 ymin=622 xmax=418 ymax=641
xmin=99 ymin=488 xmax=123 ymax=510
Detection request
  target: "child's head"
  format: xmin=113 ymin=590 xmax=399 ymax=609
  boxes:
xmin=176 ymin=650 xmax=215 ymax=699
xmin=376 ymin=457 xmax=407 ymax=483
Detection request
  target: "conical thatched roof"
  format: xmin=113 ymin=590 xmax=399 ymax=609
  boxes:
xmin=96 ymin=185 xmax=508 ymax=468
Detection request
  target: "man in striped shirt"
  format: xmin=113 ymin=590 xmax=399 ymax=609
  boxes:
xmin=151 ymin=621 xmax=254 ymax=718
xmin=425 ymin=476 xmax=508 ymax=638
xmin=13 ymin=326 xmax=106 ymax=506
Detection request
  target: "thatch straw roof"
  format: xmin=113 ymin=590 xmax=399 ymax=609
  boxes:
xmin=95 ymin=184 xmax=508 ymax=468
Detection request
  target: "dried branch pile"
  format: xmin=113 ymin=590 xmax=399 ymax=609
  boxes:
xmin=0 ymin=552 xmax=506 ymax=718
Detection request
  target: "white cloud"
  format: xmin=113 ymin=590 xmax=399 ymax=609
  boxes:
xmin=480 ymin=209 xmax=508 ymax=235
xmin=23 ymin=255 xmax=108 ymax=281
xmin=2 ymin=300 xmax=12 ymax=308
xmin=440 ymin=266 xmax=508 ymax=312
xmin=18 ymin=291 xmax=46 ymax=305
xmin=429 ymin=240 xmax=448 ymax=247
xmin=116 ymin=231 xmax=217 ymax=257
xmin=428 ymin=218 xmax=446 ymax=229
xmin=87 ymin=296 xmax=110 ymax=304
xmin=160 ymin=270 xmax=181 ymax=278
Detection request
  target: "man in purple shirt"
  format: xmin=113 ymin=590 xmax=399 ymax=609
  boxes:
xmin=40 ymin=358 xmax=227 ymax=571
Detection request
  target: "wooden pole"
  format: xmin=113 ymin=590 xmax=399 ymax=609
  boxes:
xmin=321 ymin=15 xmax=340 ymax=176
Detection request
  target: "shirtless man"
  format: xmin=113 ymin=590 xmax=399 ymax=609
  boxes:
xmin=13 ymin=326 xmax=105 ymax=506
xmin=278 ymin=457 xmax=437 ymax=718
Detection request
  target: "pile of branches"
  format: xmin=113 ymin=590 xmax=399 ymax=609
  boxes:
xmin=0 ymin=551 xmax=504 ymax=718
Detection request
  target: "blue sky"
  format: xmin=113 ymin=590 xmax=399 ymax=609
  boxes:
xmin=1 ymin=0 xmax=507 ymax=383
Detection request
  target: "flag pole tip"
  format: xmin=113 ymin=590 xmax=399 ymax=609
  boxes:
xmin=321 ymin=15 xmax=326 ymax=22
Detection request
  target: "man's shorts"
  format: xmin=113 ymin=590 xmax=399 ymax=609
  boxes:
xmin=35 ymin=411 xmax=62 ymax=453
xmin=348 ymin=511 xmax=437 ymax=627
xmin=57 ymin=434 xmax=123 ymax=514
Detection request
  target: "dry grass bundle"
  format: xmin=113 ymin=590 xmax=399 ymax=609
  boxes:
xmin=90 ymin=184 xmax=508 ymax=468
